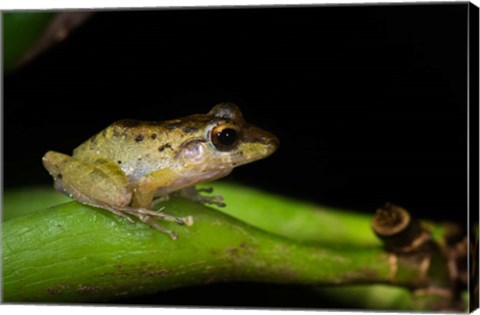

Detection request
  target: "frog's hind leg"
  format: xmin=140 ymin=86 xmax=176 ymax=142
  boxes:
xmin=43 ymin=151 xmax=190 ymax=238
xmin=52 ymin=179 xmax=135 ymax=223
xmin=43 ymin=151 xmax=135 ymax=216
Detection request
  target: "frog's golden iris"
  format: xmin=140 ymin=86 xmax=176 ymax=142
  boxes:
xmin=211 ymin=125 xmax=239 ymax=151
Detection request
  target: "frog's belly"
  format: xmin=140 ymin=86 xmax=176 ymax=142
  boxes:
xmin=119 ymin=158 xmax=167 ymax=182
xmin=152 ymin=168 xmax=232 ymax=197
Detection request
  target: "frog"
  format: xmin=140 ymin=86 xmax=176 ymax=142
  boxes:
xmin=42 ymin=103 xmax=279 ymax=239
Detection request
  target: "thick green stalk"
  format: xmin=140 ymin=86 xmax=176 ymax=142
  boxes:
xmin=204 ymin=182 xmax=381 ymax=246
xmin=2 ymin=187 xmax=71 ymax=221
xmin=4 ymin=182 xmax=385 ymax=246
xmin=3 ymin=182 xmax=454 ymax=308
xmin=2 ymin=197 xmax=442 ymax=303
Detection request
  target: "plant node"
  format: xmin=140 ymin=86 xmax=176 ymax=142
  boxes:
xmin=371 ymin=203 xmax=430 ymax=253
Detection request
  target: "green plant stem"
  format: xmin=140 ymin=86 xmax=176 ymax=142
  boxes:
xmin=3 ymin=182 xmax=384 ymax=246
xmin=3 ymin=183 xmax=453 ymax=309
xmin=2 ymin=187 xmax=71 ymax=221
xmin=205 ymin=182 xmax=381 ymax=246
xmin=2 ymin=196 xmax=447 ymax=303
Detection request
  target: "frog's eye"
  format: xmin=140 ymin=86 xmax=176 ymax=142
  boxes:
xmin=211 ymin=125 xmax=239 ymax=151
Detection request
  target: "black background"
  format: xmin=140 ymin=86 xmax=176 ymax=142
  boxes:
xmin=4 ymin=3 xmax=470 ymax=307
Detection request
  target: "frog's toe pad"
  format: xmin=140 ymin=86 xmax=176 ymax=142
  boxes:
xmin=204 ymin=195 xmax=226 ymax=207
xmin=196 ymin=187 xmax=214 ymax=193
xmin=183 ymin=215 xmax=194 ymax=226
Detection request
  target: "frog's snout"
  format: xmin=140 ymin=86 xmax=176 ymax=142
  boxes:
xmin=265 ymin=134 xmax=280 ymax=156
xmin=242 ymin=125 xmax=279 ymax=157
xmin=255 ymin=128 xmax=279 ymax=148
xmin=266 ymin=133 xmax=280 ymax=150
xmin=256 ymin=133 xmax=279 ymax=158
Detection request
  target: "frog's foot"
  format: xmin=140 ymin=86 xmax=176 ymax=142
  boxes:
xmin=198 ymin=194 xmax=226 ymax=207
xmin=177 ymin=186 xmax=226 ymax=207
xmin=196 ymin=187 xmax=214 ymax=194
xmin=125 ymin=207 xmax=194 ymax=226
xmin=110 ymin=206 xmax=193 ymax=239
xmin=138 ymin=215 xmax=179 ymax=240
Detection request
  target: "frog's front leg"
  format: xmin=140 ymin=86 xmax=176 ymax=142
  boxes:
xmin=133 ymin=169 xmax=194 ymax=227
xmin=151 ymin=187 xmax=225 ymax=208
xmin=175 ymin=186 xmax=226 ymax=207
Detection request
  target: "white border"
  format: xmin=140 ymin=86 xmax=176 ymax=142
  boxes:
xmin=0 ymin=0 xmax=477 ymax=11
xmin=1 ymin=1 xmax=477 ymax=315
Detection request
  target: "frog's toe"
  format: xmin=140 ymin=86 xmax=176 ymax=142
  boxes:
xmin=139 ymin=215 xmax=178 ymax=240
xmin=201 ymin=195 xmax=225 ymax=207
xmin=183 ymin=215 xmax=194 ymax=226
xmin=107 ymin=207 xmax=136 ymax=224
xmin=128 ymin=207 xmax=188 ymax=225
xmin=196 ymin=186 xmax=214 ymax=193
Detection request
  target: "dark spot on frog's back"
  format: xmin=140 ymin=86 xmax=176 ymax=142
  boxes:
xmin=158 ymin=143 xmax=173 ymax=152
xmin=113 ymin=127 xmax=122 ymax=137
xmin=135 ymin=134 xmax=144 ymax=142
xmin=151 ymin=133 xmax=157 ymax=140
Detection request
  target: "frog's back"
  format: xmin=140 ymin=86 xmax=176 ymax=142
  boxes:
xmin=73 ymin=119 xmax=183 ymax=180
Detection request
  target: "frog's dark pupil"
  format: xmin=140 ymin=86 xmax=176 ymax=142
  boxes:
xmin=212 ymin=126 xmax=239 ymax=151
xmin=217 ymin=128 xmax=237 ymax=146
